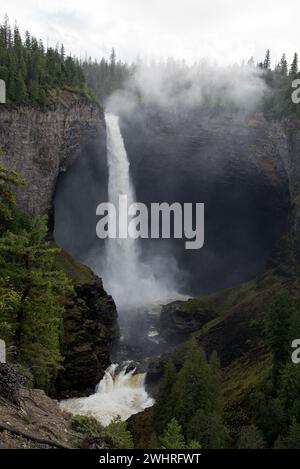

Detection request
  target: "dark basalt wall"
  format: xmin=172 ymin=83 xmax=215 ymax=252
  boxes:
xmin=54 ymin=107 xmax=292 ymax=297
xmin=56 ymin=277 xmax=118 ymax=398
xmin=119 ymin=109 xmax=290 ymax=295
xmin=54 ymin=130 xmax=108 ymax=262
xmin=0 ymin=90 xmax=104 ymax=218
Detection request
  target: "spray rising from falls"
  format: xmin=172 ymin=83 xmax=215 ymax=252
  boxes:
xmin=60 ymin=115 xmax=173 ymax=425
xmin=60 ymin=363 xmax=154 ymax=426
xmin=102 ymin=113 xmax=177 ymax=309
xmin=60 ymin=116 xmax=183 ymax=424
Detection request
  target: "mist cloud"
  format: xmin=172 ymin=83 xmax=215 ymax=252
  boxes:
xmin=107 ymin=61 xmax=268 ymax=117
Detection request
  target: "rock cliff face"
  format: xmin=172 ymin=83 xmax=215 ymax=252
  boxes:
xmin=160 ymin=300 xmax=217 ymax=343
xmin=0 ymin=384 xmax=79 ymax=449
xmin=53 ymin=247 xmax=118 ymax=398
xmin=56 ymin=278 xmax=118 ymax=398
xmin=0 ymin=92 xmax=118 ymax=398
xmin=142 ymin=114 xmax=300 ymax=405
xmin=280 ymin=118 xmax=300 ymax=196
xmin=120 ymin=110 xmax=291 ymax=295
xmin=0 ymin=90 xmax=105 ymax=217
xmin=53 ymin=108 xmax=293 ymax=297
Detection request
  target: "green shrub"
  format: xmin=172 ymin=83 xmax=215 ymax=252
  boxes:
xmin=70 ymin=415 xmax=134 ymax=449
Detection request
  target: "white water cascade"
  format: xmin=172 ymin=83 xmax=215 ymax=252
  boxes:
xmin=60 ymin=115 xmax=181 ymax=425
xmin=103 ymin=113 xmax=140 ymax=308
xmin=60 ymin=363 xmax=154 ymax=426
xmin=102 ymin=113 xmax=177 ymax=309
xmin=60 ymin=115 xmax=162 ymax=425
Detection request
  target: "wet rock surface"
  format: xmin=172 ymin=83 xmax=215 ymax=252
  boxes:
xmin=0 ymin=90 xmax=104 ymax=218
xmin=56 ymin=277 xmax=119 ymax=398
xmin=121 ymin=110 xmax=291 ymax=295
xmin=160 ymin=300 xmax=218 ymax=343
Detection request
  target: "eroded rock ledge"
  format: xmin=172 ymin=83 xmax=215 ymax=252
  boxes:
xmin=0 ymin=89 xmax=104 ymax=217
xmin=53 ymin=248 xmax=119 ymax=398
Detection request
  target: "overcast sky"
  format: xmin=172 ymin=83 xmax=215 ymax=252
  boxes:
xmin=1 ymin=0 xmax=299 ymax=65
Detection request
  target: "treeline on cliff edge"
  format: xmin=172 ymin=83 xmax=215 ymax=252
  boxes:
xmin=0 ymin=16 xmax=300 ymax=119
xmin=0 ymin=15 xmax=130 ymax=107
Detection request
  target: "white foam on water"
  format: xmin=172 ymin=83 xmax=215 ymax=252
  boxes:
xmin=60 ymin=363 xmax=154 ymax=426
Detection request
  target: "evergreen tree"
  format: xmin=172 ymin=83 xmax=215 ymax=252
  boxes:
xmin=0 ymin=17 xmax=91 ymax=106
xmin=0 ymin=216 xmax=72 ymax=390
xmin=0 ymin=151 xmax=25 ymax=222
xmin=110 ymin=48 xmax=116 ymax=68
xmin=15 ymin=69 xmax=27 ymax=102
xmin=103 ymin=417 xmax=134 ymax=449
xmin=0 ymin=282 xmax=20 ymax=344
xmin=279 ymin=54 xmax=288 ymax=76
xmin=290 ymin=53 xmax=298 ymax=77
xmin=266 ymin=292 xmax=293 ymax=387
xmin=160 ymin=418 xmax=187 ymax=449
xmin=7 ymin=49 xmax=17 ymax=100
xmin=172 ymin=338 xmax=222 ymax=433
xmin=263 ymin=49 xmax=271 ymax=70
xmin=275 ymin=419 xmax=300 ymax=449
xmin=160 ymin=418 xmax=201 ymax=449
xmin=28 ymin=79 xmax=39 ymax=102
xmin=82 ymin=53 xmax=132 ymax=104
xmin=254 ymin=395 xmax=285 ymax=446
xmin=71 ymin=415 xmax=134 ymax=449
xmin=237 ymin=425 xmax=266 ymax=449
xmin=154 ymin=358 xmax=177 ymax=434
xmin=278 ymin=361 xmax=300 ymax=421
xmin=154 ymin=338 xmax=223 ymax=444
xmin=187 ymin=410 xmax=228 ymax=449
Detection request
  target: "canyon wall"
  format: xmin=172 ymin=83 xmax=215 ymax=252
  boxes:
xmin=119 ymin=110 xmax=292 ymax=295
xmin=0 ymin=91 xmax=117 ymax=396
xmin=53 ymin=106 xmax=295 ymax=297
xmin=1 ymin=92 xmax=300 ymax=395
xmin=54 ymin=250 xmax=119 ymax=398
xmin=0 ymin=89 xmax=105 ymax=217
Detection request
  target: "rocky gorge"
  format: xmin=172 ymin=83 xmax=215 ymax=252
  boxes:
xmin=1 ymin=88 xmax=300 ymax=447
xmin=0 ymin=90 xmax=118 ymax=398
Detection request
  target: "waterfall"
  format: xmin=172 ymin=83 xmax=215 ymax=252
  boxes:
xmin=59 ymin=115 xmax=182 ymax=426
xmin=103 ymin=113 xmax=177 ymax=309
xmin=60 ymin=117 xmax=157 ymax=425
xmin=60 ymin=363 xmax=154 ymax=426
xmin=103 ymin=113 xmax=140 ymax=308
